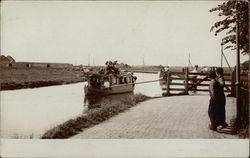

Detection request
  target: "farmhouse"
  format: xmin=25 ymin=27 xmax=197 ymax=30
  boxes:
xmin=0 ymin=55 xmax=15 ymax=67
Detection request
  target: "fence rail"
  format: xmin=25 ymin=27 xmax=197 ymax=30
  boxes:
xmin=162 ymin=68 xmax=248 ymax=96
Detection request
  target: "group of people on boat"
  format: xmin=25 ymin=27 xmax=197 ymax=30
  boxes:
xmin=98 ymin=61 xmax=120 ymax=75
xmin=88 ymin=61 xmax=136 ymax=88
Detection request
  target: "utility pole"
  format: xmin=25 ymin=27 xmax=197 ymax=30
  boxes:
xmin=235 ymin=1 xmax=241 ymax=123
xmin=221 ymin=42 xmax=223 ymax=67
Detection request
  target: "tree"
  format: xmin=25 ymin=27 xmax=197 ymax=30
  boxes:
xmin=209 ymin=0 xmax=249 ymax=55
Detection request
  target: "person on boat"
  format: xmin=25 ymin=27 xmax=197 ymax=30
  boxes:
xmin=112 ymin=61 xmax=120 ymax=75
xmin=89 ymin=74 xmax=102 ymax=88
xmin=208 ymin=70 xmax=220 ymax=131
xmin=98 ymin=68 xmax=105 ymax=75
xmin=106 ymin=61 xmax=114 ymax=75
xmin=215 ymin=67 xmax=228 ymax=128
xmin=105 ymin=60 xmax=120 ymax=75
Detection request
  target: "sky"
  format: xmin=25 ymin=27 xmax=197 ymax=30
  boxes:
xmin=1 ymin=1 xmax=248 ymax=66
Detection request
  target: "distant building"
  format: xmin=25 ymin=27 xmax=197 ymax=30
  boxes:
xmin=13 ymin=62 xmax=73 ymax=69
xmin=6 ymin=56 xmax=15 ymax=63
xmin=0 ymin=55 xmax=15 ymax=67
xmin=0 ymin=55 xmax=73 ymax=69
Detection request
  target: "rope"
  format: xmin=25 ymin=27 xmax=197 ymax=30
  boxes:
xmin=221 ymin=48 xmax=232 ymax=72
xmin=105 ymin=78 xmax=163 ymax=89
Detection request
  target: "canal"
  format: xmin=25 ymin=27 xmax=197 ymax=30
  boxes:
xmin=1 ymin=73 xmax=164 ymax=138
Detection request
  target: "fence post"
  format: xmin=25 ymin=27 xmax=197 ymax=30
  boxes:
xmin=184 ymin=67 xmax=189 ymax=94
xmin=166 ymin=71 xmax=171 ymax=96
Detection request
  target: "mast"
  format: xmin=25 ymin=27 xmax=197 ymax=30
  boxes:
xmin=142 ymin=54 xmax=145 ymax=66
xmin=88 ymin=54 xmax=90 ymax=66
xmin=142 ymin=54 xmax=145 ymax=73
xmin=188 ymin=53 xmax=192 ymax=68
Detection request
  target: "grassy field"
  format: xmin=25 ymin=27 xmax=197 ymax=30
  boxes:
xmin=0 ymin=67 xmax=86 ymax=90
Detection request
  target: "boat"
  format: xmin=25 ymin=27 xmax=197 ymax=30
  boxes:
xmin=84 ymin=72 xmax=136 ymax=95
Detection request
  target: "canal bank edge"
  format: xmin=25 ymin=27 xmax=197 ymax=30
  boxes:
xmin=41 ymin=93 xmax=149 ymax=139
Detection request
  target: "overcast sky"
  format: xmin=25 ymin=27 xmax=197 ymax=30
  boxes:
xmin=1 ymin=1 xmax=248 ymax=66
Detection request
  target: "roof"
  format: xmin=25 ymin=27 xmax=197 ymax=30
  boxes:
xmin=0 ymin=55 xmax=15 ymax=63
xmin=6 ymin=56 xmax=15 ymax=63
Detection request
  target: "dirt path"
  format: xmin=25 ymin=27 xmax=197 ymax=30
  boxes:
xmin=73 ymin=94 xmax=238 ymax=139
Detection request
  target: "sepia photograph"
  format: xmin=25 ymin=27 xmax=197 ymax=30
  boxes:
xmin=0 ymin=0 xmax=249 ymax=157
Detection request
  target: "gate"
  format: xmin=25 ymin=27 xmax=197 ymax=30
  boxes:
xmin=162 ymin=68 xmax=233 ymax=96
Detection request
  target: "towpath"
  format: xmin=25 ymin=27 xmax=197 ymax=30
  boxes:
xmin=73 ymin=94 xmax=238 ymax=139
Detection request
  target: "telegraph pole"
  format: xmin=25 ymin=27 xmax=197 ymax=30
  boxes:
xmin=221 ymin=42 xmax=223 ymax=67
xmin=235 ymin=1 xmax=241 ymax=123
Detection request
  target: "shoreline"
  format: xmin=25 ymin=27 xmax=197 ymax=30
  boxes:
xmin=0 ymin=79 xmax=86 ymax=91
xmin=41 ymin=93 xmax=150 ymax=139
xmin=0 ymin=67 xmax=87 ymax=91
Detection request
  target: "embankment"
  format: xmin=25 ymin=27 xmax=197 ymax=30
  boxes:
xmin=41 ymin=93 xmax=149 ymax=139
xmin=0 ymin=67 xmax=86 ymax=90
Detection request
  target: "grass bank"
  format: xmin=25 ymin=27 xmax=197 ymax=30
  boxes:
xmin=41 ymin=93 xmax=150 ymax=139
xmin=0 ymin=67 xmax=86 ymax=90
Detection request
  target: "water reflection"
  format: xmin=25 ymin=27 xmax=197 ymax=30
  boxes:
xmin=83 ymin=92 xmax=135 ymax=113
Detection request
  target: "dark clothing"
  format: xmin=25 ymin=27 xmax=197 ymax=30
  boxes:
xmin=208 ymin=77 xmax=227 ymax=130
xmin=208 ymin=97 xmax=220 ymax=130
xmin=208 ymin=79 xmax=220 ymax=129
xmin=216 ymin=76 xmax=227 ymax=126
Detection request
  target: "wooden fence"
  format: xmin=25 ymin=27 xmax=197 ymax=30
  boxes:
xmin=162 ymin=68 xmax=248 ymax=96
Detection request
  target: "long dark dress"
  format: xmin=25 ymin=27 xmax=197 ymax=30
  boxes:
xmin=208 ymin=79 xmax=220 ymax=130
xmin=217 ymin=76 xmax=227 ymax=126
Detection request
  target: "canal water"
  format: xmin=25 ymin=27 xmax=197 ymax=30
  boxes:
xmin=1 ymin=73 xmax=165 ymax=138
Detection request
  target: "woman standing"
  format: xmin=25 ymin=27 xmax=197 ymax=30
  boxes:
xmin=208 ymin=70 xmax=220 ymax=131
xmin=215 ymin=67 xmax=228 ymax=127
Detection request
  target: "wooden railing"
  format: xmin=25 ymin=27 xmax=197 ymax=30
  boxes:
xmin=162 ymin=68 xmax=248 ymax=96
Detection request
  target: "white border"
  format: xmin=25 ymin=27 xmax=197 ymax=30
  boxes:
xmin=1 ymin=139 xmax=249 ymax=157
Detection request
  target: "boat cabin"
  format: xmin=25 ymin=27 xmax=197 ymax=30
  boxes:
xmin=89 ymin=73 xmax=135 ymax=88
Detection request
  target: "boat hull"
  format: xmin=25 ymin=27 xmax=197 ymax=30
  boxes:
xmin=84 ymin=84 xmax=135 ymax=95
